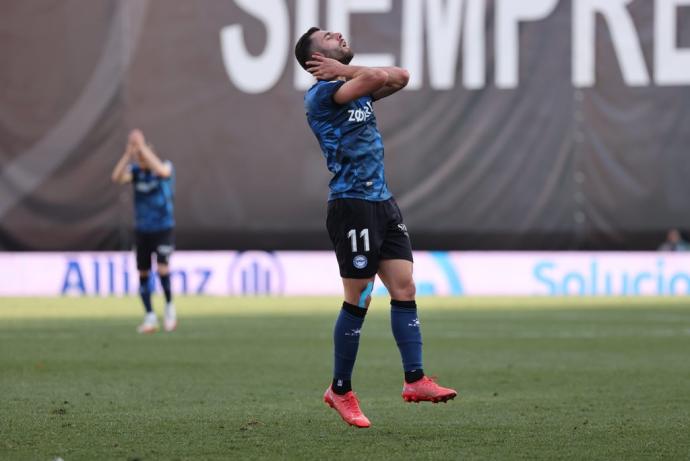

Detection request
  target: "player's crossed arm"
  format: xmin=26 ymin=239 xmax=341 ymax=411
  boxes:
xmin=307 ymin=53 xmax=408 ymax=104
xmin=137 ymin=140 xmax=172 ymax=178
xmin=130 ymin=129 xmax=171 ymax=178
xmin=371 ymin=67 xmax=410 ymax=101
xmin=111 ymin=143 xmax=134 ymax=184
xmin=112 ymin=129 xmax=171 ymax=184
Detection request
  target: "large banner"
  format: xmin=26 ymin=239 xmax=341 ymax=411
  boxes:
xmin=1 ymin=251 xmax=689 ymax=297
xmin=1 ymin=1 xmax=689 ymax=251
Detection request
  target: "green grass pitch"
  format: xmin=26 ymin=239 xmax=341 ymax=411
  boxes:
xmin=1 ymin=296 xmax=689 ymax=460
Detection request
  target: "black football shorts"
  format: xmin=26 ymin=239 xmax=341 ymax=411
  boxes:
xmin=135 ymin=228 xmax=175 ymax=271
xmin=326 ymin=198 xmax=413 ymax=279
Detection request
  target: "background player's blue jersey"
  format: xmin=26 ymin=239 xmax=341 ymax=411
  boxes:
xmin=305 ymin=80 xmax=392 ymax=202
xmin=131 ymin=162 xmax=175 ymax=232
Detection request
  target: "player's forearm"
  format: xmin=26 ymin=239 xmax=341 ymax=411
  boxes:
xmin=137 ymin=143 xmax=170 ymax=177
xmin=111 ymin=153 xmax=130 ymax=183
xmin=376 ymin=67 xmax=410 ymax=90
xmin=332 ymin=65 xmax=389 ymax=104
xmin=342 ymin=65 xmax=388 ymax=84
xmin=338 ymin=66 xmax=389 ymax=97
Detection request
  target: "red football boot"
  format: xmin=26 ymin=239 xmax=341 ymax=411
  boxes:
xmin=402 ymin=376 xmax=457 ymax=403
xmin=323 ymin=386 xmax=371 ymax=428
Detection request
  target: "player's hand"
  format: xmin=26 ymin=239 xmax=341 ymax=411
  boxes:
xmin=306 ymin=53 xmax=346 ymax=81
xmin=129 ymin=129 xmax=145 ymax=146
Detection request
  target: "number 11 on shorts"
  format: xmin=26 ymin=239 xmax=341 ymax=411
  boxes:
xmin=347 ymin=228 xmax=370 ymax=252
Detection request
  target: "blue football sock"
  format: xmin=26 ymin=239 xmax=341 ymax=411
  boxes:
xmin=391 ymin=300 xmax=423 ymax=374
xmin=139 ymin=274 xmax=153 ymax=314
xmin=159 ymin=273 xmax=172 ymax=303
xmin=332 ymin=301 xmax=367 ymax=393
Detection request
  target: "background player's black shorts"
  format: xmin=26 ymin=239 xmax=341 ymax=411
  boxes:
xmin=326 ymin=198 xmax=413 ymax=279
xmin=135 ymin=228 xmax=175 ymax=271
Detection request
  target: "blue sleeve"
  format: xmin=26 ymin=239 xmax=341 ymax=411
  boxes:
xmin=308 ymin=81 xmax=346 ymax=117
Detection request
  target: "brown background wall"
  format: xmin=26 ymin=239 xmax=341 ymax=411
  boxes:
xmin=1 ymin=0 xmax=689 ymax=250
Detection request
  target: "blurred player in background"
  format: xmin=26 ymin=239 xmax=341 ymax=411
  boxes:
xmin=295 ymin=27 xmax=457 ymax=428
xmin=657 ymin=228 xmax=689 ymax=252
xmin=111 ymin=129 xmax=177 ymax=334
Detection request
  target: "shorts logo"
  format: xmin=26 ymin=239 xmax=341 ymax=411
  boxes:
xmin=398 ymin=223 xmax=409 ymax=237
xmin=353 ymin=255 xmax=368 ymax=269
xmin=157 ymin=245 xmax=173 ymax=256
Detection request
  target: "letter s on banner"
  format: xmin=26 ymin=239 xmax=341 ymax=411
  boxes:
xmin=533 ymin=261 xmax=557 ymax=295
xmin=220 ymin=0 xmax=289 ymax=93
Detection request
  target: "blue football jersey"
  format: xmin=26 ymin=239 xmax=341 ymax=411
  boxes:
xmin=131 ymin=162 xmax=175 ymax=232
xmin=305 ymin=80 xmax=392 ymax=202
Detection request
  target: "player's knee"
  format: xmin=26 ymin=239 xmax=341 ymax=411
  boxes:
xmin=139 ymin=270 xmax=150 ymax=278
xmin=157 ymin=265 xmax=169 ymax=276
xmin=390 ymin=281 xmax=416 ymax=301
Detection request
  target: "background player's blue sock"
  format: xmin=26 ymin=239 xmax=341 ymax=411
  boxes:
xmin=139 ymin=274 xmax=153 ymax=313
xmin=159 ymin=273 xmax=172 ymax=303
xmin=332 ymin=301 xmax=368 ymax=395
xmin=391 ymin=300 xmax=424 ymax=382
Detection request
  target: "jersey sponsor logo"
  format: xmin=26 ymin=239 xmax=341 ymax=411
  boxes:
xmin=347 ymin=101 xmax=374 ymax=123
xmin=353 ymin=255 xmax=368 ymax=269
xmin=135 ymin=180 xmax=159 ymax=193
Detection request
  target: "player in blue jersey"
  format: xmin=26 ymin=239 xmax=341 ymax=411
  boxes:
xmin=295 ymin=28 xmax=457 ymax=428
xmin=111 ymin=129 xmax=177 ymax=334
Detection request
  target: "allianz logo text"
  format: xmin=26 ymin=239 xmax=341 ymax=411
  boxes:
xmin=61 ymin=252 xmax=286 ymax=296
xmin=61 ymin=256 xmax=213 ymax=296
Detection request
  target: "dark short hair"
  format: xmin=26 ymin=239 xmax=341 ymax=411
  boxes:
xmin=295 ymin=27 xmax=320 ymax=71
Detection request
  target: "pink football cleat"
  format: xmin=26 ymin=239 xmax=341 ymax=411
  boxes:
xmin=402 ymin=376 xmax=457 ymax=403
xmin=323 ymin=386 xmax=371 ymax=428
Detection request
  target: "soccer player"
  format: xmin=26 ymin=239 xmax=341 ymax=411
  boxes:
xmin=111 ymin=129 xmax=177 ymax=334
xmin=294 ymin=28 xmax=457 ymax=428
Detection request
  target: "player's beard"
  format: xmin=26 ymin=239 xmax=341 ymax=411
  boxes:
xmin=329 ymin=47 xmax=354 ymax=65
xmin=340 ymin=49 xmax=354 ymax=65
